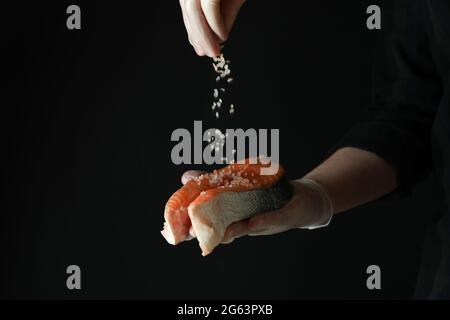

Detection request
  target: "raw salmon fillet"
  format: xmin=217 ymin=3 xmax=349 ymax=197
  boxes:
xmin=161 ymin=160 xmax=293 ymax=256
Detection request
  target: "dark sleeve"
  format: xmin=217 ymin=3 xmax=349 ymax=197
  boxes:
xmin=334 ymin=0 xmax=442 ymax=196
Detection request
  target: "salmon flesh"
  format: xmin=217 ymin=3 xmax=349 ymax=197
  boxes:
xmin=161 ymin=160 xmax=293 ymax=256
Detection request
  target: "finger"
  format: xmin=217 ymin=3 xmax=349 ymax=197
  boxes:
xmin=200 ymin=0 xmax=228 ymax=41
xmin=248 ymin=209 xmax=287 ymax=234
xmin=180 ymin=0 xmax=205 ymax=55
xmin=181 ymin=170 xmax=206 ymax=185
xmin=222 ymin=219 xmax=250 ymax=243
xmin=185 ymin=0 xmax=221 ymax=57
xmin=222 ymin=0 xmax=246 ymax=35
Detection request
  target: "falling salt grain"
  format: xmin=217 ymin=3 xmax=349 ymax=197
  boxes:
xmin=227 ymin=78 xmax=234 ymax=83
xmin=215 ymin=112 xmax=219 ymax=119
xmin=213 ymin=89 xmax=219 ymax=98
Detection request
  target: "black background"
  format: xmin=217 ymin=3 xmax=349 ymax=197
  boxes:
xmin=1 ymin=1 xmax=444 ymax=299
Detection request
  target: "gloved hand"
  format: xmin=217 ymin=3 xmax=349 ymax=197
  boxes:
xmin=181 ymin=170 xmax=334 ymax=244
xmin=179 ymin=0 xmax=247 ymax=57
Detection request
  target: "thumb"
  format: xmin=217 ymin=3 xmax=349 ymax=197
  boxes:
xmin=201 ymin=0 xmax=228 ymax=41
xmin=181 ymin=170 xmax=206 ymax=185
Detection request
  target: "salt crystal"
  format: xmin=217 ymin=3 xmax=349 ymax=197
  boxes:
xmin=227 ymin=78 xmax=234 ymax=83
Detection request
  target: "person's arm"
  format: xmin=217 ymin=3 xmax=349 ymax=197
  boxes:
xmin=182 ymin=148 xmax=396 ymax=241
xmin=304 ymin=147 xmax=397 ymax=214
xmin=213 ymin=147 xmax=396 ymax=241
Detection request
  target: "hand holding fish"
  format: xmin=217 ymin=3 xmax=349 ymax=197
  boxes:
xmin=181 ymin=171 xmax=334 ymax=245
xmin=165 ymin=148 xmax=397 ymax=255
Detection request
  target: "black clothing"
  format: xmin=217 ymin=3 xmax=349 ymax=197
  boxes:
xmin=336 ymin=0 xmax=450 ymax=299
